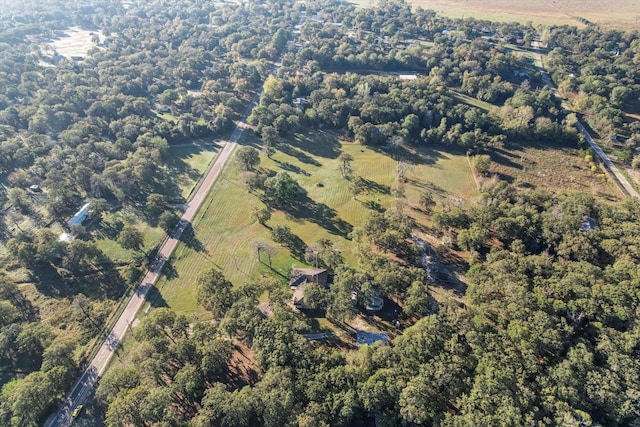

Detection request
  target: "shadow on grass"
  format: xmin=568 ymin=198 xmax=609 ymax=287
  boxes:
xmin=159 ymin=259 xmax=179 ymax=280
xmin=31 ymin=258 xmax=127 ymax=301
xmin=289 ymin=129 xmax=341 ymax=159
xmin=146 ymin=285 xmax=169 ymax=309
xmin=490 ymin=148 xmax=525 ymax=170
xmin=363 ymin=199 xmax=385 ymax=212
xmin=178 ymin=222 xmax=209 ymax=254
xmin=360 ymin=177 xmax=391 ymax=195
xmin=405 ymin=178 xmax=448 ymax=196
xmin=278 ymin=144 xmax=322 ymax=167
xmin=91 ymin=216 xmax=124 ymax=241
xmin=285 ymin=193 xmax=353 ymax=238
xmin=273 ymin=158 xmax=311 ymax=176
xmin=159 ymin=139 xmax=224 ymax=202
xmin=370 ymin=142 xmax=446 ymax=166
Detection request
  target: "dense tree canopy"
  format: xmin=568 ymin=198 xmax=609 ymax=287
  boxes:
xmin=2 ymin=0 xmax=640 ymax=425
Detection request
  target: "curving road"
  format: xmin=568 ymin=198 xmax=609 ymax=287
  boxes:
xmin=531 ymin=40 xmax=639 ymax=199
xmin=44 ymin=110 xmax=248 ymax=427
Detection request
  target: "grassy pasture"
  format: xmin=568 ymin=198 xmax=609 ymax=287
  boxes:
xmin=352 ymin=0 xmax=640 ymax=28
xmin=152 ymin=129 xmax=478 ymax=316
xmin=92 ymin=210 xmax=166 ymax=262
xmin=166 ymin=140 xmax=222 ymax=199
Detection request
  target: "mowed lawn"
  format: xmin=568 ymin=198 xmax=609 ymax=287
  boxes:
xmin=153 ymin=130 xmax=478 ymax=316
xmin=166 ymin=140 xmax=222 ymax=200
xmin=351 ymin=0 xmax=640 ymax=28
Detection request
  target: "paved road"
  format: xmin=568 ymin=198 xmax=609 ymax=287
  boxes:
xmin=46 ymin=11 xmax=302 ymax=426
xmin=531 ymin=41 xmax=639 ymax=199
xmin=44 ymin=106 xmax=248 ymax=427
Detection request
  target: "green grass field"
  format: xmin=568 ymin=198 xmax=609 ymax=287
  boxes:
xmin=152 ymin=130 xmax=478 ymax=316
xmin=166 ymin=140 xmax=222 ymax=199
xmin=92 ymin=210 xmax=167 ymax=261
xmin=352 ymin=0 xmax=640 ymax=28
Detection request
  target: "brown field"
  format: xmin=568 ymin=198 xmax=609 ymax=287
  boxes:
xmin=485 ymin=141 xmax=624 ymax=201
xmin=353 ymin=0 xmax=640 ymax=28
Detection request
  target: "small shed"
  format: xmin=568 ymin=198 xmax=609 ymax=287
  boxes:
xmin=356 ymin=331 xmax=388 ymax=346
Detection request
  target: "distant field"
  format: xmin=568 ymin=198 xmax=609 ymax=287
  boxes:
xmin=152 ymin=130 xmax=478 ymax=316
xmin=48 ymin=27 xmax=104 ymax=57
xmin=486 ymin=141 xmax=623 ymax=201
xmin=352 ymin=0 xmax=640 ymax=28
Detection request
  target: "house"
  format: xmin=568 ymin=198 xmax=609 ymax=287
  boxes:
xmin=290 ymin=267 xmax=328 ymax=309
xmin=398 ymin=74 xmax=419 ymax=81
xmin=356 ymin=331 xmax=388 ymax=346
xmin=67 ymin=203 xmax=91 ymax=227
xmin=579 ymin=217 xmax=597 ymax=232
xmin=365 ymin=291 xmax=384 ymax=313
xmin=293 ymin=97 xmax=309 ymax=111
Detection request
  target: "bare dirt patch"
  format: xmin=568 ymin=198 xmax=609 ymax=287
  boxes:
xmin=382 ymin=0 xmax=640 ymax=28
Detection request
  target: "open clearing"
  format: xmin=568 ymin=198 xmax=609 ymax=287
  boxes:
xmin=48 ymin=27 xmax=104 ymax=58
xmin=352 ymin=0 xmax=640 ymax=28
xmin=152 ymin=130 xmax=478 ymax=316
xmin=486 ymin=141 xmax=623 ymax=201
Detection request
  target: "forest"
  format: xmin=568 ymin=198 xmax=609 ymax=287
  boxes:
xmin=0 ymin=0 xmax=639 ymax=425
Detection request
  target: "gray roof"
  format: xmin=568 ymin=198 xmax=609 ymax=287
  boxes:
xmin=289 ymin=267 xmax=328 ymax=288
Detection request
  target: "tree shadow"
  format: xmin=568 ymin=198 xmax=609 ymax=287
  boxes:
xmin=277 ymin=230 xmax=307 ymax=260
xmin=278 ymin=144 xmax=322 ymax=166
xmin=146 ymin=285 xmax=169 ymax=309
xmin=159 ymin=258 xmax=179 ymax=280
xmin=289 ymin=129 xmax=341 ymax=159
xmin=490 ymin=148 xmax=525 ymax=169
xmin=273 ymin=158 xmax=311 ymax=176
xmin=360 ymin=177 xmax=391 ymax=195
xmin=178 ymin=222 xmax=209 ymax=254
xmin=92 ymin=217 xmax=124 ymax=240
xmin=371 ymin=142 xmax=446 ymax=166
xmin=285 ymin=194 xmax=353 ymax=238
xmin=363 ymin=199 xmax=385 ymax=212
xmin=404 ymin=178 xmax=448 ymax=196
xmin=31 ymin=258 xmax=127 ymax=301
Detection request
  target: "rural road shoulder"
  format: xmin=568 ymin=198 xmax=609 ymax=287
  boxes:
xmin=44 ymin=115 xmax=244 ymax=427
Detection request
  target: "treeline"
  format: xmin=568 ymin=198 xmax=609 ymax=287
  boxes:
xmin=250 ymin=71 xmax=575 ymax=152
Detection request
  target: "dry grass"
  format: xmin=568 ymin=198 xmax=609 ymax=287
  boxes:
xmin=485 ymin=142 xmax=623 ymax=201
xmin=48 ymin=27 xmax=104 ymax=57
xmin=352 ymin=0 xmax=640 ymax=29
